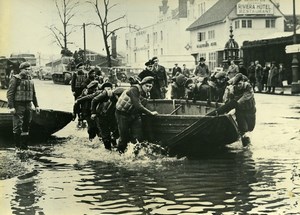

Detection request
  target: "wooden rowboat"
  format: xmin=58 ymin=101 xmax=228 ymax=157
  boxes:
xmin=142 ymin=99 xmax=240 ymax=157
xmin=0 ymin=100 xmax=72 ymax=139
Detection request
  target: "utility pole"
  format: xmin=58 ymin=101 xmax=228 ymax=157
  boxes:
xmin=291 ymin=0 xmax=300 ymax=94
xmin=83 ymin=23 xmax=87 ymax=63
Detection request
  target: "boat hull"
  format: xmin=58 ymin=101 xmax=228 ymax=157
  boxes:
xmin=0 ymin=100 xmax=72 ymax=139
xmin=142 ymin=99 xmax=240 ymax=157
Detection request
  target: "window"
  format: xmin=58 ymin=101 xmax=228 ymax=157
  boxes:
xmin=247 ymin=20 xmax=252 ymax=28
xmin=208 ymin=30 xmax=215 ymax=39
xmin=134 ymin=53 xmax=136 ymax=63
xmin=208 ymin=52 xmax=216 ymax=70
xmin=153 ymin=32 xmax=158 ymax=43
xmin=242 ymin=19 xmax=252 ymax=28
xmin=147 ymin=50 xmax=150 ymax=59
xmin=235 ymin=20 xmax=240 ymax=29
xmin=160 ymin=31 xmax=163 ymax=41
xmin=161 ymin=48 xmax=163 ymax=55
xmin=147 ymin=34 xmax=149 ymax=43
xmin=134 ymin=38 xmax=136 ymax=46
xmin=266 ymin=19 xmax=276 ymax=28
xmin=197 ymin=32 xmax=206 ymax=42
xmin=89 ymin=55 xmax=95 ymax=61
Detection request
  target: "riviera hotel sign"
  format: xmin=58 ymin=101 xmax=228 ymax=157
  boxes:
xmin=237 ymin=0 xmax=273 ymax=15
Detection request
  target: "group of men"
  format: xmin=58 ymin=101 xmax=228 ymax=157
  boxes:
xmin=167 ymin=57 xmax=256 ymax=146
xmin=71 ymin=63 xmax=159 ymax=153
xmin=6 ymin=57 xmax=256 ymax=151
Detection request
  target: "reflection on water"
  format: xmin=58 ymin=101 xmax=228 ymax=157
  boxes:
xmin=1 ymin=136 xmax=300 ymax=214
xmin=1 ymin=81 xmax=300 ymax=214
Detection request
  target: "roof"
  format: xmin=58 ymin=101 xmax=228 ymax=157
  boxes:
xmin=260 ymin=28 xmax=300 ymax=40
xmin=187 ymin=0 xmax=240 ymax=31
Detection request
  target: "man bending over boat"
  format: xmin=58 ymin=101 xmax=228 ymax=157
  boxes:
xmin=222 ymin=73 xmax=256 ymax=147
xmin=91 ymin=84 xmax=125 ymax=150
xmin=7 ymin=62 xmax=40 ymax=150
xmin=115 ymin=76 xmax=158 ymax=153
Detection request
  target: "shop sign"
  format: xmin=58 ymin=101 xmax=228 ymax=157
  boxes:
xmin=237 ymin=0 xmax=273 ymax=15
xmin=286 ymin=44 xmax=300 ymax=54
xmin=197 ymin=41 xmax=217 ymax=49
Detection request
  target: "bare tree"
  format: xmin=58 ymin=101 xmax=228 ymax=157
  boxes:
xmin=88 ymin=0 xmax=126 ymax=67
xmin=48 ymin=0 xmax=80 ymax=55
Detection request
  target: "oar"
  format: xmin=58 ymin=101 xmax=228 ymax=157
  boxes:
xmin=169 ymin=104 xmax=182 ymax=115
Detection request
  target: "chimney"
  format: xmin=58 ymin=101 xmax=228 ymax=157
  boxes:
xmin=111 ymin=32 xmax=117 ymax=59
xmin=159 ymin=0 xmax=169 ymax=15
xmin=178 ymin=0 xmax=187 ymax=18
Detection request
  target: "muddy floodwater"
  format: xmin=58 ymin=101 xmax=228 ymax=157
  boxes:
xmin=0 ymin=80 xmax=300 ymax=215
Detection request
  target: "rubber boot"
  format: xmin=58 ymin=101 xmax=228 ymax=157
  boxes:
xmin=14 ymin=133 xmax=21 ymax=149
xmin=241 ymin=135 xmax=250 ymax=147
xmin=117 ymin=142 xmax=127 ymax=154
xmin=111 ymin=138 xmax=117 ymax=148
xmin=20 ymin=135 xmax=29 ymax=150
xmin=103 ymin=139 xmax=112 ymax=151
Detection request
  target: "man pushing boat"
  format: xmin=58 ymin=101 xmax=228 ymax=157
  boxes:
xmin=222 ymin=73 xmax=256 ymax=147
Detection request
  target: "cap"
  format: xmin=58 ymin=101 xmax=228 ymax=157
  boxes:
xmin=19 ymin=62 xmax=31 ymax=70
xmin=185 ymin=78 xmax=194 ymax=88
xmin=145 ymin=60 xmax=153 ymax=66
xmin=76 ymin=62 xmax=84 ymax=69
xmin=152 ymin=56 xmax=158 ymax=62
xmin=232 ymin=73 xmax=243 ymax=85
xmin=88 ymin=69 xmax=95 ymax=75
xmin=140 ymin=76 xmax=154 ymax=85
xmin=100 ymin=82 xmax=113 ymax=90
xmin=128 ymin=76 xmax=141 ymax=85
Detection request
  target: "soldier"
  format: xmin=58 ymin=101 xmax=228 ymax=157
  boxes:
xmin=115 ymin=76 xmax=158 ymax=153
xmin=91 ymin=83 xmax=125 ymax=150
xmin=71 ymin=63 xmax=87 ymax=100
xmin=7 ymin=62 xmax=40 ymax=149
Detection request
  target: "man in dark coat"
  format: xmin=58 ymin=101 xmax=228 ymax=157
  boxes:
xmin=222 ymin=73 xmax=256 ymax=147
xmin=238 ymin=62 xmax=248 ymax=77
xmin=172 ymin=63 xmax=182 ymax=77
xmin=267 ymin=61 xmax=279 ymax=94
xmin=247 ymin=61 xmax=256 ymax=91
xmin=152 ymin=57 xmax=168 ymax=99
xmin=194 ymin=57 xmax=210 ymax=78
xmin=138 ymin=60 xmax=161 ymax=99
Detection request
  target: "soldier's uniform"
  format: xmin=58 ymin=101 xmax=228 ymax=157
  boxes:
xmin=7 ymin=62 xmax=39 ymax=149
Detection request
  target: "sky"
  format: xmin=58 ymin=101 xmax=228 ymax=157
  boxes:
xmin=0 ymin=0 xmax=299 ymax=64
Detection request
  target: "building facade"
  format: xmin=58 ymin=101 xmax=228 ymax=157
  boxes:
xmin=125 ymin=0 xmax=218 ymax=69
xmin=187 ymin=0 xmax=285 ymax=70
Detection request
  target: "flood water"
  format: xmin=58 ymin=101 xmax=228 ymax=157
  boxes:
xmin=0 ymin=80 xmax=300 ymax=215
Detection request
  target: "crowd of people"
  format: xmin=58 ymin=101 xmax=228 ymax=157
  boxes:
xmin=6 ymin=56 xmax=265 ymax=151
xmin=69 ymin=56 xmax=259 ymax=151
